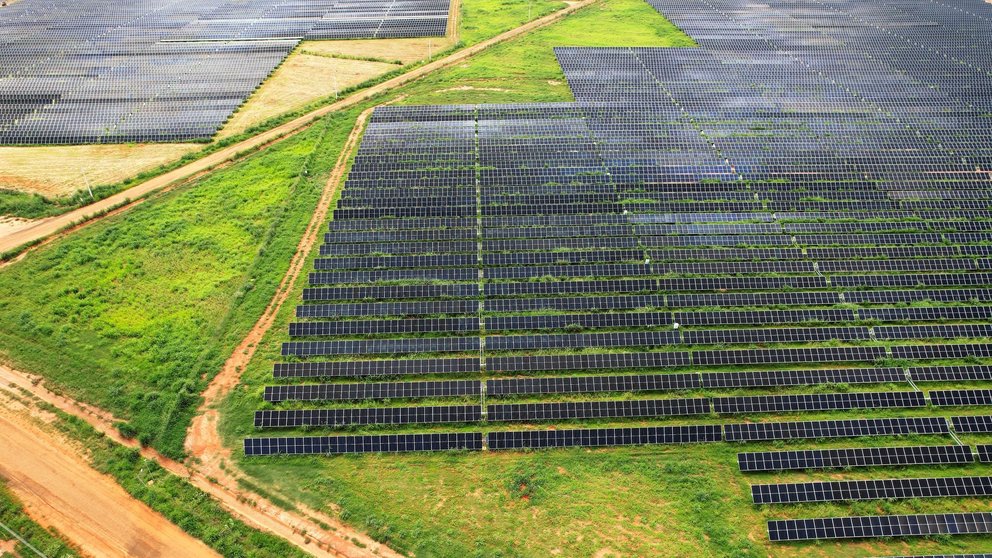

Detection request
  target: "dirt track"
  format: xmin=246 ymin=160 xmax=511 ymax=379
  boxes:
xmin=0 ymin=401 xmax=219 ymax=558
xmin=0 ymin=0 xmax=598 ymax=256
xmin=0 ymin=364 xmax=392 ymax=558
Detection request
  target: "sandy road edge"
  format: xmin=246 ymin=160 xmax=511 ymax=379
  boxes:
xmin=0 ymin=0 xmax=598 ymax=256
xmin=0 ymin=363 xmax=389 ymax=558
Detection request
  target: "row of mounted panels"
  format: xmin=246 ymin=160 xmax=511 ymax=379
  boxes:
xmin=262 ymin=366 xmax=992 ymax=402
xmin=252 ymin=393 xmax=992 ymax=428
xmin=271 ymin=343 xmax=992 ymax=378
xmin=244 ymin=418 xmax=992 ymax=455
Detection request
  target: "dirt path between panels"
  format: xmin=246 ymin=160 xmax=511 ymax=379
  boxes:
xmin=0 ymin=402 xmax=220 ymax=558
xmin=0 ymin=0 xmax=599 ymax=256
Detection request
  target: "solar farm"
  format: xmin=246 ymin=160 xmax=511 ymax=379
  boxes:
xmin=241 ymin=0 xmax=992 ymax=550
xmin=0 ymin=0 xmax=450 ymax=144
xmin=5 ymin=0 xmax=992 ymax=555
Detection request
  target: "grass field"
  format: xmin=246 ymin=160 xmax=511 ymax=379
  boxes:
xmin=0 ymin=481 xmax=79 ymax=557
xmin=0 ymin=110 xmax=361 ymax=458
xmin=396 ymin=0 xmax=695 ymax=105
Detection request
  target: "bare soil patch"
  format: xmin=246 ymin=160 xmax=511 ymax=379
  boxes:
xmin=306 ymin=37 xmax=456 ymax=65
xmin=219 ymin=48 xmax=395 ymax=138
xmin=0 ymin=397 xmax=220 ymax=558
xmin=0 ymin=144 xmax=197 ymax=197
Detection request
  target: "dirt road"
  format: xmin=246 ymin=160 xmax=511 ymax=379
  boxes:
xmin=0 ymin=364 xmax=395 ymax=558
xmin=0 ymin=405 xmax=219 ymax=558
xmin=0 ymin=0 xmax=599 ymax=256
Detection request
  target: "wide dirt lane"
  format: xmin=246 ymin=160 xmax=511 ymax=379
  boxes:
xmin=0 ymin=410 xmax=220 ymax=558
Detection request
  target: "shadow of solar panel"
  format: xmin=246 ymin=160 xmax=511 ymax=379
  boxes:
xmin=715 ymin=392 xmax=925 ymax=414
xmin=487 ymin=425 xmax=722 ymax=450
xmin=724 ymin=417 xmax=948 ymax=442
xmin=738 ymin=445 xmax=972 ymax=472
xmin=487 ymin=398 xmax=709 ymax=422
xmin=753 ymin=476 xmax=992 ymax=505
xmin=254 ymin=405 xmax=482 ymax=428
xmin=244 ymin=432 xmax=482 ymax=455
xmin=767 ymin=512 xmax=992 ymax=542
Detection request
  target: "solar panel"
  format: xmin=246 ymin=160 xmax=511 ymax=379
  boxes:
xmin=487 ymin=425 xmax=722 ymax=450
xmin=702 ymin=368 xmax=905 ymax=388
xmin=979 ymin=445 xmax=992 ymax=463
xmin=725 ymin=417 xmax=949 ymax=442
xmin=910 ymin=366 xmax=992 ymax=383
xmin=253 ymin=406 xmax=482 ymax=428
xmin=263 ymin=380 xmax=481 ymax=402
xmin=767 ymin=512 xmax=992 ymax=542
xmin=738 ymin=445 xmax=974 ymax=472
xmin=714 ymin=392 xmax=925 ymax=414
xmin=952 ymin=416 xmax=992 ymax=434
xmin=753 ymin=476 xmax=992 ymax=505
xmin=486 ymin=374 xmax=700 ymax=396
xmin=487 ymin=399 xmax=710 ymax=422
xmin=272 ymin=358 xmax=481 ymax=378
xmin=930 ymin=390 xmax=992 ymax=407
xmin=244 ymin=433 xmax=483 ymax=456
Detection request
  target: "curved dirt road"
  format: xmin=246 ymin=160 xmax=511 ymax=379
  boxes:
xmin=0 ymin=0 xmax=598 ymax=256
xmin=0 ymin=406 xmax=219 ymax=558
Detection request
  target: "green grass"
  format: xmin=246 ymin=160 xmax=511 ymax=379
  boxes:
xmin=396 ymin=0 xmax=696 ymax=105
xmin=47 ymin=409 xmax=311 ymax=558
xmin=459 ymin=0 xmax=569 ymax=45
xmin=0 ymin=109 xmax=362 ymax=458
xmin=0 ymin=482 xmax=80 ymax=557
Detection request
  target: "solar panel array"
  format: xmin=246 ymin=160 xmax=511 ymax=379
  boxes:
xmin=248 ymin=0 xmax=992 ymax=547
xmin=0 ymin=0 xmax=450 ymax=144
